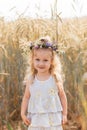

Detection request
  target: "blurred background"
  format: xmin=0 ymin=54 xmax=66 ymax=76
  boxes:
xmin=0 ymin=0 xmax=87 ymax=130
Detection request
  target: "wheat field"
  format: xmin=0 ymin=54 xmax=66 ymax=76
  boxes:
xmin=0 ymin=16 xmax=87 ymax=130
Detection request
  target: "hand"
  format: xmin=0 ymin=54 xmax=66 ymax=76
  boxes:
xmin=62 ymin=115 xmax=67 ymax=125
xmin=21 ymin=115 xmax=31 ymax=126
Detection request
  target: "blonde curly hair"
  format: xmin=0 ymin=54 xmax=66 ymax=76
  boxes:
xmin=24 ymin=36 xmax=63 ymax=85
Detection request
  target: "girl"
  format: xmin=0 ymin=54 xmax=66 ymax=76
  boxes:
xmin=21 ymin=36 xmax=67 ymax=130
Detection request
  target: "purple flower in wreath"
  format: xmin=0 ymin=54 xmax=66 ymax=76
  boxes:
xmin=35 ymin=45 xmax=39 ymax=49
xmin=46 ymin=42 xmax=51 ymax=46
xmin=45 ymin=42 xmax=52 ymax=48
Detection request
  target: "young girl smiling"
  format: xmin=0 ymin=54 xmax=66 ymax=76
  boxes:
xmin=21 ymin=36 xmax=67 ymax=130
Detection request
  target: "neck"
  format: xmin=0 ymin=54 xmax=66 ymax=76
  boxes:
xmin=36 ymin=72 xmax=51 ymax=80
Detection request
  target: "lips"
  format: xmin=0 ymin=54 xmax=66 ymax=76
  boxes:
xmin=38 ymin=67 xmax=45 ymax=69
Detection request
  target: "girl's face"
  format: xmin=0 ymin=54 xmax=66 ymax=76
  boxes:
xmin=33 ymin=49 xmax=52 ymax=74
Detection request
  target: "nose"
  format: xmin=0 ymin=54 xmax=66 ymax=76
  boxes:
xmin=39 ymin=61 xmax=44 ymax=66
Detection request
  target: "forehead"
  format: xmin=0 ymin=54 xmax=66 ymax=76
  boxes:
xmin=33 ymin=49 xmax=52 ymax=58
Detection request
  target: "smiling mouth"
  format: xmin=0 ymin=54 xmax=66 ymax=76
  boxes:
xmin=38 ymin=67 xmax=45 ymax=69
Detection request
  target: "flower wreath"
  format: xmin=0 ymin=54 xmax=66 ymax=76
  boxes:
xmin=29 ymin=38 xmax=58 ymax=53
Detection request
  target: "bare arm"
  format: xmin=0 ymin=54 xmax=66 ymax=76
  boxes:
xmin=21 ymin=80 xmax=31 ymax=125
xmin=57 ymin=82 xmax=67 ymax=124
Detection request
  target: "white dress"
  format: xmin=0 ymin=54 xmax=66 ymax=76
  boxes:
xmin=27 ymin=75 xmax=63 ymax=130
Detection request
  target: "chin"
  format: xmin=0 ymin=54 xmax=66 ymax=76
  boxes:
xmin=38 ymin=70 xmax=46 ymax=73
xmin=37 ymin=69 xmax=46 ymax=73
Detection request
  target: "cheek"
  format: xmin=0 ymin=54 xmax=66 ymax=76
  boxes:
xmin=46 ymin=61 xmax=52 ymax=67
xmin=33 ymin=60 xmax=38 ymax=67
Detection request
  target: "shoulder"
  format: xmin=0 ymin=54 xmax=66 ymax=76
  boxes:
xmin=22 ymin=75 xmax=33 ymax=98
xmin=52 ymin=75 xmax=63 ymax=88
xmin=56 ymin=81 xmax=64 ymax=93
xmin=27 ymin=75 xmax=34 ymax=85
xmin=24 ymin=75 xmax=34 ymax=87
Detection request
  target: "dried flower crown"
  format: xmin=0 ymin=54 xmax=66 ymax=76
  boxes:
xmin=29 ymin=38 xmax=58 ymax=53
